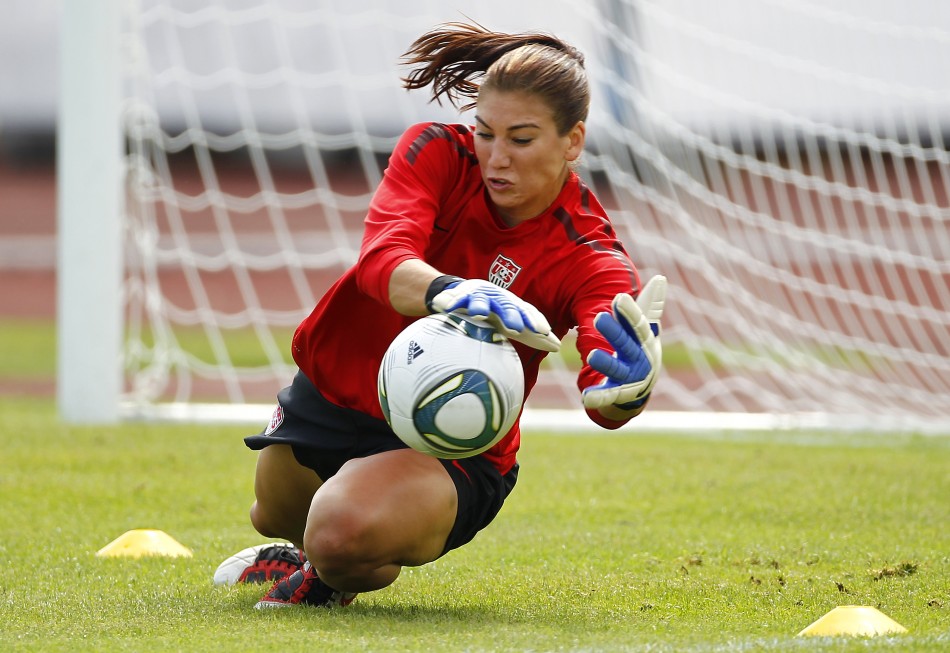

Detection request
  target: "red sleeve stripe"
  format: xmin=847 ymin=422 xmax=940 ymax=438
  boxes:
xmin=553 ymin=207 xmax=638 ymax=287
xmin=405 ymin=123 xmax=478 ymax=167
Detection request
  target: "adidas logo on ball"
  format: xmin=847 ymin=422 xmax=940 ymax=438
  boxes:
xmin=406 ymin=340 xmax=424 ymax=364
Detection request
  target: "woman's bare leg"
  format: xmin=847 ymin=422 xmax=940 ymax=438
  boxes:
xmin=303 ymin=448 xmax=457 ymax=593
xmin=249 ymin=444 xmax=323 ymax=547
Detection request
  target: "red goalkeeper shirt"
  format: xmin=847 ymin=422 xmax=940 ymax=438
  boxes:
xmin=292 ymin=122 xmax=642 ymax=474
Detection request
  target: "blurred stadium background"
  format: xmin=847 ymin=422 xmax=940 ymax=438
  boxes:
xmin=2 ymin=0 xmax=948 ymax=433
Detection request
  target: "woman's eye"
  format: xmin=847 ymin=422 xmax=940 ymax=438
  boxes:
xmin=512 ymin=138 xmax=532 ymax=145
xmin=476 ymin=131 xmax=493 ymax=141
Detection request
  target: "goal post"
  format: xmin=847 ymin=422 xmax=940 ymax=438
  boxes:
xmin=57 ymin=0 xmax=124 ymax=423
xmin=59 ymin=0 xmax=950 ymax=434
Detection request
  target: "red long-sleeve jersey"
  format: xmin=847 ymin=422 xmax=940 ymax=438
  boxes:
xmin=292 ymin=122 xmax=642 ymax=474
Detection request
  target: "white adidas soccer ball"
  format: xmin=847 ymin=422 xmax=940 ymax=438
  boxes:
xmin=378 ymin=313 xmax=525 ymax=459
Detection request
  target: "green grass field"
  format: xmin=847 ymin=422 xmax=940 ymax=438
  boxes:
xmin=1 ymin=318 xmax=948 ymax=651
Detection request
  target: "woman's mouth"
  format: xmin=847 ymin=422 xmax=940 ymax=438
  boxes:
xmin=487 ymin=177 xmax=511 ymax=191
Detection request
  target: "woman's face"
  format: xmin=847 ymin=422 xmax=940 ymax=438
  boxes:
xmin=474 ymin=90 xmax=585 ymax=226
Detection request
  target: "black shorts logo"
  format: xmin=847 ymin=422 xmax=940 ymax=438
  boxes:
xmin=264 ymin=405 xmax=284 ymax=435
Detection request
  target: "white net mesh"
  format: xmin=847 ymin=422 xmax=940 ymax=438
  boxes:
xmin=120 ymin=0 xmax=950 ymax=431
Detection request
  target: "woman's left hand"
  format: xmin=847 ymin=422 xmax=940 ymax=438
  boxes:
xmin=582 ymin=275 xmax=666 ymax=410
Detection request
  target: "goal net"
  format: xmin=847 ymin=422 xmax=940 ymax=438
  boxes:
xmin=62 ymin=0 xmax=950 ymax=433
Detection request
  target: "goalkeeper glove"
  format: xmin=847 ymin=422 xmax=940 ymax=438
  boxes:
xmin=582 ymin=275 xmax=667 ymax=410
xmin=427 ymin=276 xmax=561 ymax=352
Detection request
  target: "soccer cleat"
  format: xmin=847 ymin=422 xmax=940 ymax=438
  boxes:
xmin=213 ymin=543 xmax=307 ymax=586
xmin=254 ymin=561 xmax=357 ymax=609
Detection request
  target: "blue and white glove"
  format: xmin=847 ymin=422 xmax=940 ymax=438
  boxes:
xmin=582 ymin=275 xmax=667 ymax=410
xmin=428 ymin=277 xmax=561 ymax=352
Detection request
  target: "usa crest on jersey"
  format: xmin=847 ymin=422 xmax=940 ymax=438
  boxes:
xmin=488 ymin=254 xmax=521 ymax=289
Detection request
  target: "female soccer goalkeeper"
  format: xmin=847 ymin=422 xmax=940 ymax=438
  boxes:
xmin=216 ymin=21 xmax=666 ymax=608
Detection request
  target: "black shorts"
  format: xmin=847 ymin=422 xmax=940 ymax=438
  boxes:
xmin=244 ymin=371 xmax=518 ymax=556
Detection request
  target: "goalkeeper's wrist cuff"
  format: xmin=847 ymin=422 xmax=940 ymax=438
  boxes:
xmin=424 ymin=275 xmax=465 ymax=313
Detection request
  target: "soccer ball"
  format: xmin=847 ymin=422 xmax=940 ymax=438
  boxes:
xmin=378 ymin=313 xmax=525 ymax=459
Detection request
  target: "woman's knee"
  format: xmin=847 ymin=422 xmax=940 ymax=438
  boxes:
xmin=302 ymin=490 xmax=375 ymax=573
xmin=302 ymin=451 xmax=457 ymax=572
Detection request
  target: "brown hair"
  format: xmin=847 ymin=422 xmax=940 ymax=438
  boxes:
xmin=401 ymin=22 xmax=589 ymax=135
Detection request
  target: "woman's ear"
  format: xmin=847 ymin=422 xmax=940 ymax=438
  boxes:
xmin=565 ymin=121 xmax=586 ymax=162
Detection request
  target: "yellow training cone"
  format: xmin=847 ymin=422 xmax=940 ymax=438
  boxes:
xmin=96 ymin=529 xmax=193 ymax=558
xmin=797 ymin=605 xmax=908 ymax=637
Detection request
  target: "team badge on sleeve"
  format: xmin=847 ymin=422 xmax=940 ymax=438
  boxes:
xmin=488 ymin=254 xmax=521 ymax=289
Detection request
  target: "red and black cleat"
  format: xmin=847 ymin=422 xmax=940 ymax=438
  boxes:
xmin=255 ymin=561 xmax=357 ymax=609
